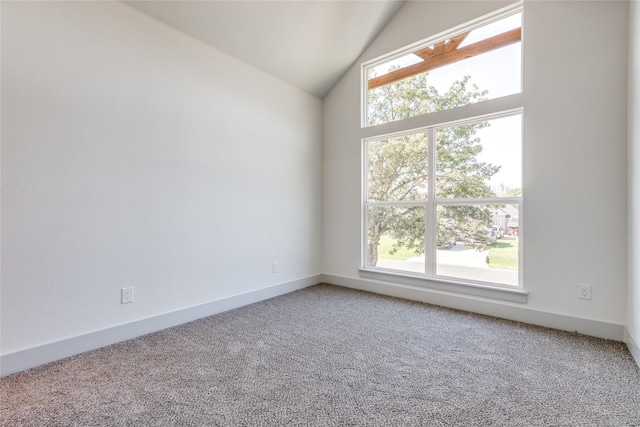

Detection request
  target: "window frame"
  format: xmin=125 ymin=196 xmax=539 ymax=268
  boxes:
xmin=359 ymin=3 xmax=527 ymax=302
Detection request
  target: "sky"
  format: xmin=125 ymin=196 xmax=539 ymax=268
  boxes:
xmin=472 ymin=114 xmax=522 ymax=192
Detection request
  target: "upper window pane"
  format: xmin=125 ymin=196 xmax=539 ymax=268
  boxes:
xmin=436 ymin=114 xmax=522 ymax=199
xmin=367 ymin=132 xmax=429 ymax=202
xmin=365 ymin=12 xmax=522 ymax=127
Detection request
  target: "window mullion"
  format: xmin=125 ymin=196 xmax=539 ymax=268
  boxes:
xmin=425 ymin=127 xmax=436 ymax=276
xmin=436 ymin=197 xmax=522 ymax=206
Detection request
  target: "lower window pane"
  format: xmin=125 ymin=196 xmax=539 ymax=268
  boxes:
xmin=367 ymin=205 xmax=425 ymax=273
xmin=436 ymin=204 xmax=519 ymax=286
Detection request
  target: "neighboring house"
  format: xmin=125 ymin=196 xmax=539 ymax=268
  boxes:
xmin=493 ymin=205 xmax=519 ymax=234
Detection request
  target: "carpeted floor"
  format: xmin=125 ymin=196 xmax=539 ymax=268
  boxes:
xmin=1 ymin=284 xmax=639 ymax=426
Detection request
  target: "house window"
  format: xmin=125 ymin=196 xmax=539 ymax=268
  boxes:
xmin=363 ymin=7 xmax=522 ymax=127
xmin=362 ymin=4 xmax=523 ymax=291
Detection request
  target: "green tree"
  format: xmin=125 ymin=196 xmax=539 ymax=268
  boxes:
xmin=367 ymin=72 xmax=500 ymax=266
xmin=494 ymin=182 xmax=522 ymax=197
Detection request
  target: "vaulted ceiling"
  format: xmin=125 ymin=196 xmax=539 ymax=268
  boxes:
xmin=124 ymin=1 xmax=406 ymax=99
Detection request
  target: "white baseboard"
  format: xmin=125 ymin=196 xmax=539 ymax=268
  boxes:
xmin=323 ymin=273 xmax=625 ymax=342
xmin=1 ymin=275 xmax=321 ymax=377
xmin=625 ymin=327 xmax=640 ymax=369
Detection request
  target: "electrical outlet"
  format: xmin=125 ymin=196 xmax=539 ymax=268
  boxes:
xmin=272 ymin=262 xmax=279 ymax=273
xmin=121 ymin=287 xmax=134 ymax=304
xmin=577 ymin=284 xmax=592 ymax=300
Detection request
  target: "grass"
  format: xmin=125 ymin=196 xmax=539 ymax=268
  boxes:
xmin=487 ymin=239 xmax=518 ymax=270
xmin=377 ymin=234 xmax=420 ymax=260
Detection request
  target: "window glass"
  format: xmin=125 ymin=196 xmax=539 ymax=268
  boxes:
xmin=367 ymin=206 xmax=426 ymax=271
xmin=366 ymin=12 xmax=522 ymax=127
xmin=436 ymin=204 xmax=519 ymax=286
xmin=367 ymin=133 xmax=429 ymax=202
xmin=436 ymin=114 xmax=522 ymax=199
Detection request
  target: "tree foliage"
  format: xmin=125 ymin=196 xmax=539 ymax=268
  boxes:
xmin=367 ymin=71 xmax=501 ymax=266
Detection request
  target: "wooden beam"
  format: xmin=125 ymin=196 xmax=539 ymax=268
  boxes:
xmin=445 ymin=32 xmax=469 ymax=52
xmin=414 ymin=32 xmax=469 ymax=60
xmin=368 ymin=27 xmax=521 ymax=90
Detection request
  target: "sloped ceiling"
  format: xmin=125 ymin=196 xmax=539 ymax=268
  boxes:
xmin=123 ymin=1 xmax=405 ymax=98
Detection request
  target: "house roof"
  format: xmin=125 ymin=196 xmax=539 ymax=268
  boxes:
xmin=123 ymin=0 xmax=406 ymax=99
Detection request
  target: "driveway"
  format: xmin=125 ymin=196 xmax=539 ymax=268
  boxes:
xmin=375 ymin=240 xmax=518 ymax=286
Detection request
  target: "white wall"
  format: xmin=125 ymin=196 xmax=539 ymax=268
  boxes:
xmin=1 ymin=2 xmax=322 ymax=361
xmin=323 ymin=1 xmax=629 ymax=337
xmin=628 ymin=0 xmax=640 ymax=363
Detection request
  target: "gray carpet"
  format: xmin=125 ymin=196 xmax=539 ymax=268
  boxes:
xmin=1 ymin=284 xmax=639 ymax=426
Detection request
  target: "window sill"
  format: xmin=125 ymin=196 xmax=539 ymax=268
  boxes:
xmin=358 ymin=268 xmax=528 ymax=303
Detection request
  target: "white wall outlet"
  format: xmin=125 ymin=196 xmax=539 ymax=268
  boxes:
xmin=121 ymin=287 xmax=134 ymax=304
xmin=577 ymin=284 xmax=592 ymax=300
xmin=272 ymin=262 xmax=279 ymax=273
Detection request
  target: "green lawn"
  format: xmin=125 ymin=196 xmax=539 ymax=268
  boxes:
xmin=487 ymin=240 xmax=518 ymax=270
xmin=377 ymin=234 xmax=420 ymax=260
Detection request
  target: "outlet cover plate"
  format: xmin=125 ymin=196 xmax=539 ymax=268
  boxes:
xmin=121 ymin=287 xmax=134 ymax=304
xmin=577 ymin=284 xmax=592 ymax=300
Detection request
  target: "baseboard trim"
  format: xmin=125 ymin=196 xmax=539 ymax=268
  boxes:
xmin=624 ymin=326 xmax=640 ymax=369
xmin=323 ymin=273 xmax=625 ymax=342
xmin=1 ymin=275 xmax=321 ymax=377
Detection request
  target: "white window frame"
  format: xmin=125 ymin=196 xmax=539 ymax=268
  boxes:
xmin=359 ymin=3 xmax=527 ymax=303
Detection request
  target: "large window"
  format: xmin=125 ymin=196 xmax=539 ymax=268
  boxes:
xmin=362 ymin=4 xmax=523 ymax=291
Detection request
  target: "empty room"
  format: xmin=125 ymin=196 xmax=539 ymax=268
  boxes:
xmin=2 ymin=0 xmax=640 ymax=425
